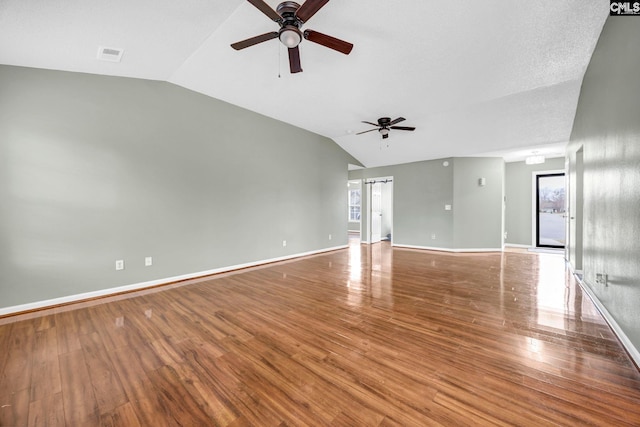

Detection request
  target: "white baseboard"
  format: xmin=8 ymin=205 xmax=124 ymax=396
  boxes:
xmin=0 ymin=245 xmax=348 ymax=317
xmin=579 ymin=278 xmax=640 ymax=369
xmin=504 ymin=243 xmax=532 ymax=249
xmin=528 ymin=248 xmax=564 ymax=254
xmin=392 ymin=243 xmax=502 ymax=253
xmin=567 ymin=262 xmax=583 ymax=277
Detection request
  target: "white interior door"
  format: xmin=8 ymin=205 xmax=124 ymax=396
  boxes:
xmin=371 ymin=182 xmax=382 ymax=243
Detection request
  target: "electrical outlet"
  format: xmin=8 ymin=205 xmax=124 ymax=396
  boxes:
xmin=445 ymin=204 xmax=452 ymax=211
xmin=596 ymin=273 xmax=608 ymax=287
xmin=115 ymin=260 xmax=124 ymax=271
xmin=145 ymin=256 xmax=153 ymax=267
xmin=282 ymin=240 xmax=287 ymax=247
xmin=431 ymin=233 xmax=436 ymax=240
xmin=329 ymin=234 xmax=332 ymax=240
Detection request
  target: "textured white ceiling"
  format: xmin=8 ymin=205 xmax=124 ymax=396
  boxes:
xmin=0 ymin=0 xmax=608 ymax=167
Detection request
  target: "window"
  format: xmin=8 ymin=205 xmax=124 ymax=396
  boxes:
xmin=349 ymin=189 xmax=361 ymax=221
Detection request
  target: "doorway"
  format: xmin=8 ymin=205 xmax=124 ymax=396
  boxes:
xmin=535 ymin=173 xmax=566 ymax=248
xmin=363 ymin=177 xmax=393 ymax=244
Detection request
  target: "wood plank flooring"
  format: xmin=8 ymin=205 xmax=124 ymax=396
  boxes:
xmin=1 ymin=240 xmax=640 ymax=426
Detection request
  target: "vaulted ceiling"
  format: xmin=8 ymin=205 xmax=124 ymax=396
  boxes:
xmin=0 ymin=0 xmax=608 ymax=167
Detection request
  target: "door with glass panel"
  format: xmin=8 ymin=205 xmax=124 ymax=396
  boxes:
xmin=536 ymin=173 xmax=566 ymax=248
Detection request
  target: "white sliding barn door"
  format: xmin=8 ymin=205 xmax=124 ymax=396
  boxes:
xmin=371 ymin=182 xmax=382 ymax=243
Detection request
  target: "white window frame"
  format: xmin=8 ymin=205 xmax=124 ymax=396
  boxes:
xmin=348 ymin=188 xmax=361 ymax=222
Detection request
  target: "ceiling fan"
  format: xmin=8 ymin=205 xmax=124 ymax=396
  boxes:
xmin=357 ymin=117 xmax=416 ymax=139
xmin=231 ymin=0 xmax=353 ymax=74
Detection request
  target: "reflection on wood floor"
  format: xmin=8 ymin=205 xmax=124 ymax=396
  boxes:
xmin=2 ymin=240 xmax=640 ymax=426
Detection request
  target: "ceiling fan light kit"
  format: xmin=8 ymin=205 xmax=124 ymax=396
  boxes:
xmin=279 ymin=26 xmax=302 ymax=48
xmin=231 ymin=0 xmax=353 ymax=74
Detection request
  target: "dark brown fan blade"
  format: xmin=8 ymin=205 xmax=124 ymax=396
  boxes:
xmin=303 ymin=30 xmax=353 ymax=55
xmin=288 ymin=46 xmax=303 ymax=73
xmin=247 ymin=0 xmax=281 ymax=22
xmin=296 ymin=0 xmax=329 ymax=23
xmin=390 ymin=126 xmax=416 ymax=131
xmin=231 ymin=32 xmax=278 ymax=50
xmin=362 ymin=121 xmax=379 ymax=127
xmin=356 ymin=128 xmax=378 ymax=135
xmin=389 ymin=117 xmax=406 ymax=126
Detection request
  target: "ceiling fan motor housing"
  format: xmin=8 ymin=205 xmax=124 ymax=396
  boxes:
xmin=378 ymin=118 xmax=391 ymax=138
xmin=277 ymin=2 xmax=302 ymax=47
xmin=277 ymin=2 xmax=301 ymax=22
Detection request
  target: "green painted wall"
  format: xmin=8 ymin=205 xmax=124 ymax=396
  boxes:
xmin=349 ymin=157 xmax=504 ymax=250
xmin=452 ymin=157 xmax=504 ymax=250
xmin=567 ymin=17 xmax=640 ymax=357
xmin=347 ymin=222 xmax=360 ymax=232
xmin=504 ymin=157 xmax=566 ymax=246
xmin=349 ymin=159 xmax=454 ymax=248
xmin=0 ymin=65 xmax=356 ymax=309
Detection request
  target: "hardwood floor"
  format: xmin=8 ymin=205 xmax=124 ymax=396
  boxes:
xmin=2 ymin=240 xmax=640 ymax=426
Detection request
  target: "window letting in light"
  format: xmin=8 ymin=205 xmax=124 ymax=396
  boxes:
xmin=348 ymin=182 xmax=361 ymax=222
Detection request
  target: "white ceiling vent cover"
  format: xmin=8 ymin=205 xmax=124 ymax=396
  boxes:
xmin=97 ymin=46 xmax=124 ymax=62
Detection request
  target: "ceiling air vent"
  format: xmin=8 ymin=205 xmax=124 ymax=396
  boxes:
xmin=97 ymin=46 xmax=124 ymax=62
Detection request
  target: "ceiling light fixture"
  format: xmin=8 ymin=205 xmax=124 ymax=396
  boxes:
xmin=379 ymin=128 xmax=390 ymax=139
xmin=279 ymin=26 xmax=302 ymax=48
xmin=525 ymin=155 xmax=545 ymax=165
